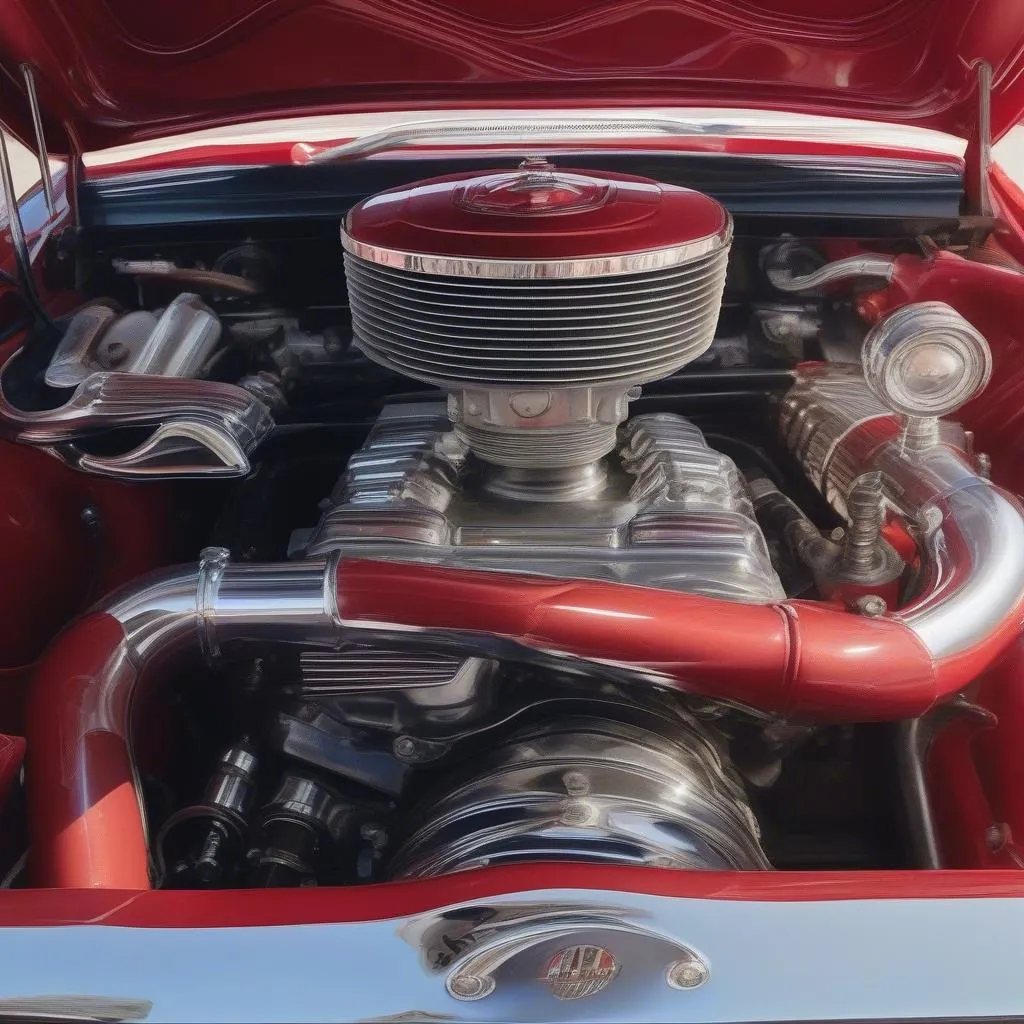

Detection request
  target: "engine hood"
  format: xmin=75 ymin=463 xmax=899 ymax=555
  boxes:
xmin=2 ymin=0 xmax=1024 ymax=153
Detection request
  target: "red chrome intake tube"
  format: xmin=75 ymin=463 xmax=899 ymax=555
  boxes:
xmin=27 ymin=368 xmax=1024 ymax=888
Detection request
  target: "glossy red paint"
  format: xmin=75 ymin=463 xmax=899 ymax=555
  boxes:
xmin=0 ymin=440 xmax=173 ymax=673
xmin=0 ymin=441 xmax=92 ymax=668
xmin=926 ymin=644 xmax=1024 ymax=870
xmin=25 ymin=612 xmax=150 ymax=890
xmin=4 ymin=864 xmax=1024 ymax=928
xmin=337 ymin=557 xmax=987 ymax=720
xmin=344 ymin=166 xmax=728 ymax=260
xmin=928 ymin=714 xmax=1006 ymax=870
xmin=0 ymin=733 xmax=23 ymax=810
xmin=2 ymin=1 xmax=1024 ymax=153
xmin=990 ymin=165 xmax=1024 ymax=266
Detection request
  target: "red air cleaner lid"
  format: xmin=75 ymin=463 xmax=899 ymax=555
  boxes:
xmin=341 ymin=160 xmax=730 ymax=274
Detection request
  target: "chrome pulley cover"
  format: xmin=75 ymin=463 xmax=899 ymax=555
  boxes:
xmin=387 ymin=714 xmax=769 ymax=878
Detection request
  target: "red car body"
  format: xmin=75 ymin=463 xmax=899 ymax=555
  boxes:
xmin=3 ymin=3 xmax=1024 ymax=1021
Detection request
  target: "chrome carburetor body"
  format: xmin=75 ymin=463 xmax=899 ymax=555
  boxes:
xmin=299 ymin=401 xmax=782 ymax=602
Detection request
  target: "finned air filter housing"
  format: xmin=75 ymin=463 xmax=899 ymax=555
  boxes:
xmin=342 ymin=159 xmax=731 ymax=472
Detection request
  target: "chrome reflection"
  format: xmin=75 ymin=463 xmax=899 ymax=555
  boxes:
xmin=303 ymin=403 xmax=784 ymax=603
xmin=400 ymin=900 xmax=710 ymax=1006
xmin=780 ymin=363 xmax=1024 ymax=661
xmin=0 ymin=360 xmax=273 ymax=478
xmin=387 ymin=714 xmax=769 ymax=878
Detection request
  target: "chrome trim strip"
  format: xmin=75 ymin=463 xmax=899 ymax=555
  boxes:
xmin=340 ymin=227 xmax=732 ymax=280
xmin=304 ymin=113 xmax=965 ymax=165
xmin=1 ymin=890 xmax=1024 ymax=1021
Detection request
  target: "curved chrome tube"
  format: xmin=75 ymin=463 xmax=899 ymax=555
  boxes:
xmin=780 ymin=365 xmax=1024 ymax=663
xmin=28 ymin=552 xmax=341 ymax=889
xmin=0 ymin=363 xmax=274 ymax=478
xmin=767 ymin=254 xmax=895 ymax=292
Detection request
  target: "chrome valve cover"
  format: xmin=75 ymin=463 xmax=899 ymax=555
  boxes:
xmin=299 ymin=402 xmax=783 ymax=602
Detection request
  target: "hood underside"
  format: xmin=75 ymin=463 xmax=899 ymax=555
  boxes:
xmin=1 ymin=0 xmax=1024 ymax=153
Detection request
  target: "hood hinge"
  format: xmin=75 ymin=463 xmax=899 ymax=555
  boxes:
xmin=966 ymin=60 xmax=994 ymax=219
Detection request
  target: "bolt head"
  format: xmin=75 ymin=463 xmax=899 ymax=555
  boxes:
xmin=509 ymin=390 xmax=551 ymax=419
xmin=854 ymin=595 xmax=887 ymax=618
xmin=562 ymin=771 xmax=590 ymax=796
xmin=666 ymin=954 xmax=709 ymax=990
xmin=559 ymin=799 xmax=598 ymax=827
xmin=393 ymin=736 xmax=417 ymax=758
xmin=447 ymin=973 xmax=495 ymax=1001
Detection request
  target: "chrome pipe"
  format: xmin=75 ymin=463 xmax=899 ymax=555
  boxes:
xmin=766 ymin=254 xmax=895 ymax=293
xmin=19 ymin=64 xmax=54 ymax=216
xmin=108 ymin=550 xmax=339 ymax=664
xmin=886 ymin=446 xmax=1024 ymax=660
xmin=780 ymin=366 xmax=1024 ymax=664
xmin=0 ymin=363 xmax=275 ymax=479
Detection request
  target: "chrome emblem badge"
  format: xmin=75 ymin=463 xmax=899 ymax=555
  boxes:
xmin=543 ymin=944 xmax=619 ymax=1000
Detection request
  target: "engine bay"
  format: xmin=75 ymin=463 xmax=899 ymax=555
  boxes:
xmin=3 ymin=153 xmax=1023 ymax=894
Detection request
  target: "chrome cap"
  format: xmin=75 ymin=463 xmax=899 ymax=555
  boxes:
xmin=861 ymin=301 xmax=992 ymax=417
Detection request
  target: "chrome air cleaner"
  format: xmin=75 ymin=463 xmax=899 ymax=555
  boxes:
xmin=341 ymin=159 xmax=731 ymax=484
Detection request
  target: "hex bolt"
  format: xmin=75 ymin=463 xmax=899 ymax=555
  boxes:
xmin=986 ymin=822 xmax=1011 ymax=851
xmin=359 ymin=823 xmax=388 ymax=850
xmin=393 ymin=736 xmax=417 ymax=760
xmin=840 ymin=472 xmax=885 ymax=577
xmin=853 ymin=595 xmax=887 ymax=618
xmin=559 ymin=800 xmax=597 ymax=827
xmin=666 ymin=954 xmax=710 ymax=990
xmin=448 ymin=974 xmax=495 ymax=1001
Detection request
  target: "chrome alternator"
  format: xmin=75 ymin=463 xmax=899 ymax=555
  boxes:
xmin=387 ymin=714 xmax=770 ymax=877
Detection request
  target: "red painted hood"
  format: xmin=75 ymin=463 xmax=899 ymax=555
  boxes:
xmin=2 ymin=0 xmax=1024 ymax=153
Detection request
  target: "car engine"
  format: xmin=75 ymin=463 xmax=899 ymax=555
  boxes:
xmin=5 ymin=155 xmax=1019 ymax=892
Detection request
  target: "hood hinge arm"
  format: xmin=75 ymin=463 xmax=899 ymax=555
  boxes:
xmin=19 ymin=65 xmax=54 ymax=217
xmin=966 ymin=60 xmax=994 ymax=220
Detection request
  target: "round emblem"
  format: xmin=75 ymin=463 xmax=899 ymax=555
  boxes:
xmin=543 ymin=944 xmax=619 ymax=1000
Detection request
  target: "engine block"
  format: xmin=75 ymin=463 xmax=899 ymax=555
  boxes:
xmin=299 ymin=402 xmax=783 ymax=603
